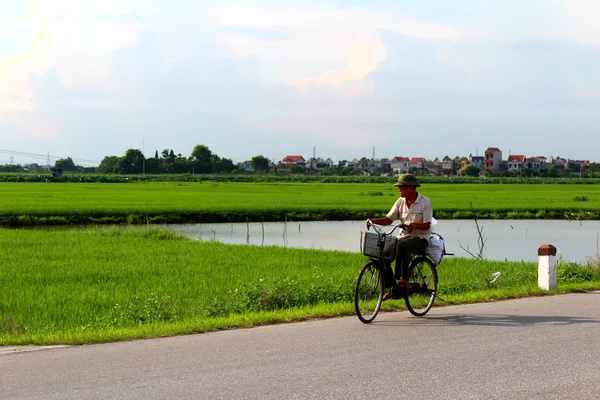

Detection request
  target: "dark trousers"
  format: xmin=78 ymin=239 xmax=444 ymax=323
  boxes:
xmin=394 ymin=236 xmax=428 ymax=280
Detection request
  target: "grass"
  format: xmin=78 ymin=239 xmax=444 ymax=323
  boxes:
xmin=1 ymin=227 xmax=599 ymax=345
xmin=0 ymin=182 xmax=600 ymax=225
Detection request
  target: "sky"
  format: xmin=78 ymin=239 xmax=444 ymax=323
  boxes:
xmin=1 ymin=0 xmax=600 ymax=166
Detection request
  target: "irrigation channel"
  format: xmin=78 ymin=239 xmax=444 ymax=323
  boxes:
xmin=167 ymin=220 xmax=600 ymax=264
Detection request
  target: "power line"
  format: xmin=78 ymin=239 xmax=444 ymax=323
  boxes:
xmin=0 ymin=149 xmax=100 ymax=166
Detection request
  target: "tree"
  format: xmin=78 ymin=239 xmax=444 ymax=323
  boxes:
xmin=213 ymin=157 xmax=235 ymax=173
xmin=98 ymin=156 xmax=121 ymax=174
xmin=547 ymin=165 xmax=560 ymax=178
xmin=522 ymin=167 xmax=539 ymax=177
xmin=463 ymin=165 xmax=481 ymax=177
xmin=251 ymin=155 xmax=270 ymax=172
xmin=54 ymin=157 xmax=76 ymax=171
xmin=172 ymin=155 xmax=189 ymax=174
xmin=120 ymin=149 xmax=145 ymax=174
xmin=191 ymin=145 xmax=213 ymax=165
xmin=144 ymin=157 xmax=160 ymax=173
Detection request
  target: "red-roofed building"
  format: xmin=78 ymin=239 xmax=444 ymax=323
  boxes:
xmin=507 ymin=155 xmax=526 ymax=172
xmin=281 ymin=155 xmax=306 ymax=169
xmin=391 ymin=157 xmax=410 ymax=174
xmin=550 ymin=156 xmax=567 ymax=168
xmin=527 ymin=156 xmax=548 ymax=170
xmin=568 ymin=159 xmax=591 ymax=175
xmin=484 ymin=147 xmax=502 ymax=173
xmin=410 ymin=157 xmax=425 ymax=169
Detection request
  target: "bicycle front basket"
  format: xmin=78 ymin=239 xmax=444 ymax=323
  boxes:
xmin=362 ymin=232 xmax=398 ymax=260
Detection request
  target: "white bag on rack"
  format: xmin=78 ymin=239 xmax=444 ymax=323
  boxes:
xmin=426 ymin=232 xmax=445 ymax=265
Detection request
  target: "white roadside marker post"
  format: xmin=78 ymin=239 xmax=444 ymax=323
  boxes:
xmin=538 ymin=244 xmax=557 ymax=290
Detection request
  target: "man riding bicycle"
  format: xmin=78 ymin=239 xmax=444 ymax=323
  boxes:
xmin=366 ymin=173 xmax=433 ymax=301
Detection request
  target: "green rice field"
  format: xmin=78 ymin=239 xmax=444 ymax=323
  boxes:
xmin=1 ymin=181 xmax=599 ymax=225
xmin=1 ymin=227 xmax=599 ymax=345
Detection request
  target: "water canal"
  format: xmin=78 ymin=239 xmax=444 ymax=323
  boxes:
xmin=167 ymin=220 xmax=600 ymax=264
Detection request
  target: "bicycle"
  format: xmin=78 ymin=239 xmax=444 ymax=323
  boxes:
xmin=354 ymin=223 xmax=451 ymax=323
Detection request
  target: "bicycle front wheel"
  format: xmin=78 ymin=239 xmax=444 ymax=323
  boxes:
xmin=404 ymin=256 xmax=438 ymax=317
xmin=354 ymin=261 xmax=385 ymax=323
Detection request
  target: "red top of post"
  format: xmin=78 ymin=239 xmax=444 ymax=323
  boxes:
xmin=538 ymin=244 xmax=557 ymax=257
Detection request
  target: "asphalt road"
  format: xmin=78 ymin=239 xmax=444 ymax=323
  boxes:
xmin=3 ymin=292 xmax=600 ymax=400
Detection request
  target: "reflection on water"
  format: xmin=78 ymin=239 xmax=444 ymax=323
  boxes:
xmin=167 ymin=220 xmax=600 ymax=264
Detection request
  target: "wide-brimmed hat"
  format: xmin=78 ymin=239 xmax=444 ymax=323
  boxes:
xmin=393 ymin=173 xmax=420 ymax=187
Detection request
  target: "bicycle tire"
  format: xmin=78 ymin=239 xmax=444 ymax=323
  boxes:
xmin=404 ymin=256 xmax=438 ymax=317
xmin=354 ymin=261 xmax=384 ymax=323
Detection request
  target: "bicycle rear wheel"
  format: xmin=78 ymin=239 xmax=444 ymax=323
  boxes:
xmin=354 ymin=261 xmax=384 ymax=323
xmin=404 ymin=256 xmax=438 ymax=316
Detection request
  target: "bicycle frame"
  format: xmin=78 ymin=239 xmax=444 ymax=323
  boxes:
xmin=355 ymin=222 xmax=451 ymax=322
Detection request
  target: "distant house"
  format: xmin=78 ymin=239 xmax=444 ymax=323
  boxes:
xmin=484 ymin=147 xmax=502 ymax=173
xmin=410 ymin=157 xmax=425 ymax=170
xmin=469 ymin=155 xmax=485 ymax=170
xmin=430 ymin=157 xmax=441 ymax=174
xmin=452 ymin=156 xmax=463 ymax=173
xmin=305 ymin=157 xmax=318 ymax=171
xmin=421 ymin=159 xmax=440 ymax=176
xmin=527 ymin=156 xmax=549 ymax=171
xmin=305 ymin=157 xmax=334 ymax=173
xmin=441 ymin=156 xmax=453 ymax=176
xmin=358 ymin=157 xmax=375 ymax=172
xmin=550 ymin=156 xmax=567 ymax=168
xmin=458 ymin=157 xmax=470 ymax=175
xmin=347 ymin=158 xmax=359 ymax=169
xmin=390 ymin=157 xmax=410 ymax=175
xmin=241 ymin=161 xmax=254 ymax=172
xmin=323 ymin=158 xmax=335 ymax=168
xmin=507 ymin=155 xmax=526 ymax=172
xmin=568 ymin=159 xmax=590 ymax=174
xmin=281 ymin=155 xmax=306 ymax=169
xmin=373 ymin=158 xmax=392 ymax=174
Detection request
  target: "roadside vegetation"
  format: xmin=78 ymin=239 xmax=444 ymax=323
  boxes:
xmin=1 ymin=227 xmax=599 ymax=345
xmin=3 ymin=172 xmax=600 ymax=184
xmin=1 ymin=181 xmax=600 ymax=226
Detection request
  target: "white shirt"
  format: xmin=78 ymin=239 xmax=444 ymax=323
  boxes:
xmin=386 ymin=193 xmax=433 ymax=240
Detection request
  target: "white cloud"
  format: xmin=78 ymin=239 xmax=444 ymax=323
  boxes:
xmin=217 ymin=4 xmax=472 ymax=94
xmin=1 ymin=0 xmax=599 ymax=163
xmin=0 ymin=1 xmax=139 ymax=127
xmin=455 ymin=0 xmax=600 ymax=46
xmin=562 ymin=0 xmax=600 ymax=45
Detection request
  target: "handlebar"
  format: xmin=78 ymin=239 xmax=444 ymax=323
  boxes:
xmin=368 ymin=222 xmax=407 ymax=236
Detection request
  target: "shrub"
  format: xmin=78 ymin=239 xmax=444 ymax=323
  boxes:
xmin=557 ymin=263 xmax=600 ymax=283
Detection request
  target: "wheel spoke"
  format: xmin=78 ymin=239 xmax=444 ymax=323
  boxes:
xmin=354 ymin=262 xmax=384 ymax=323
xmin=405 ymin=257 xmax=438 ymax=317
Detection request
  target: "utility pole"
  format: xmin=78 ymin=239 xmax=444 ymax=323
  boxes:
xmin=142 ymin=138 xmax=145 ymax=175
